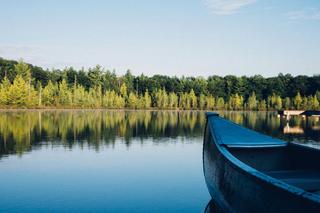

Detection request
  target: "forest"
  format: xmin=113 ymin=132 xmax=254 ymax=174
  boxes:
xmin=0 ymin=57 xmax=319 ymax=110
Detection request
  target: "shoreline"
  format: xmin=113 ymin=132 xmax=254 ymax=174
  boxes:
xmin=0 ymin=108 xmax=276 ymax=112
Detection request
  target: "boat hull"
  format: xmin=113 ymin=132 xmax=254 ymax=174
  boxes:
xmin=203 ymin=119 xmax=320 ymax=213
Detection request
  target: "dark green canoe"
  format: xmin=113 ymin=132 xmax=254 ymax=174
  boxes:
xmin=203 ymin=112 xmax=320 ymax=212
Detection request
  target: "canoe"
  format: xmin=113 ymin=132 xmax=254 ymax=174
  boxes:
xmin=203 ymin=112 xmax=320 ymax=212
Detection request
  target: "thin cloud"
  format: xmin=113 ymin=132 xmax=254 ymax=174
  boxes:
xmin=286 ymin=8 xmax=320 ymax=21
xmin=0 ymin=44 xmax=83 ymax=69
xmin=0 ymin=44 xmax=44 ymax=63
xmin=203 ymin=0 xmax=257 ymax=15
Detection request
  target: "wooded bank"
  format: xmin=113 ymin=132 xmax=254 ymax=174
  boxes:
xmin=0 ymin=58 xmax=319 ymax=110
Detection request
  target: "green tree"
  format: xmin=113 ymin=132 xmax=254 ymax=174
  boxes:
xmin=73 ymin=84 xmax=86 ymax=107
xmin=58 ymin=79 xmax=72 ymax=106
xmin=316 ymin=91 xmax=320 ymax=101
xmin=247 ymin=92 xmax=257 ymax=110
xmin=0 ymin=76 xmax=11 ymax=105
xmin=258 ymin=100 xmax=267 ymax=111
xmin=14 ymin=60 xmax=36 ymax=106
xmin=229 ymin=94 xmax=243 ymax=110
xmin=103 ymin=90 xmax=116 ymax=108
xmin=88 ymin=65 xmax=102 ymax=87
xmin=302 ymin=96 xmax=308 ymax=110
xmin=179 ymin=93 xmax=190 ymax=109
xmin=267 ymin=93 xmax=282 ymax=110
xmin=199 ymin=94 xmax=206 ymax=110
xmin=275 ymin=96 xmax=282 ymax=110
xmin=294 ymin=92 xmax=303 ymax=110
xmin=123 ymin=70 xmax=134 ymax=93
xmin=114 ymin=95 xmax=125 ymax=108
xmin=206 ymin=95 xmax=215 ymax=110
xmin=42 ymin=81 xmax=57 ymax=106
xmin=120 ymin=83 xmax=128 ymax=99
xmin=189 ymin=89 xmax=197 ymax=109
xmin=128 ymin=92 xmax=138 ymax=109
xmin=88 ymin=86 xmax=102 ymax=107
xmin=169 ymin=92 xmax=178 ymax=109
xmin=284 ymin=97 xmax=291 ymax=110
xmin=14 ymin=60 xmax=31 ymax=81
xmin=311 ymin=95 xmax=319 ymax=110
xmin=8 ymin=75 xmax=28 ymax=106
xmin=155 ymin=88 xmax=168 ymax=109
xmin=216 ymin=97 xmax=225 ymax=110
xmin=37 ymin=81 xmax=42 ymax=107
xmin=143 ymin=90 xmax=152 ymax=109
xmin=136 ymin=95 xmax=145 ymax=109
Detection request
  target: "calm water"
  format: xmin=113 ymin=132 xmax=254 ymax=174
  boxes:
xmin=0 ymin=110 xmax=319 ymax=212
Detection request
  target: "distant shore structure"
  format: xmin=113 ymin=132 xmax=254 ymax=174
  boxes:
xmin=278 ymin=110 xmax=320 ymax=120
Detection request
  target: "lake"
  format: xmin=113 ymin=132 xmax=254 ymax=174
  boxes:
xmin=0 ymin=110 xmax=319 ymax=212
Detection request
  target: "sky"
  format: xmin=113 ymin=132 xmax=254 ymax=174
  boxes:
xmin=0 ymin=0 xmax=320 ymax=77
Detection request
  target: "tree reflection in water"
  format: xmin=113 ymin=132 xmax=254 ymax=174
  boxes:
xmin=0 ymin=110 xmax=205 ymax=158
xmin=0 ymin=110 xmax=318 ymax=158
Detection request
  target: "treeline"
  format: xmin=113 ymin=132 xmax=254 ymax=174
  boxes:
xmin=0 ymin=58 xmax=319 ymax=110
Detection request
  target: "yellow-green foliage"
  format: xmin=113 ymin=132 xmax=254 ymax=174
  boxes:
xmin=168 ymin=92 xmax=178 ymax=109
xmin=128 ymin=92 xmax=138 ymax=109
xmin=228 ymin=93 xmax=243 ymax=110
xmin=42 ymin=81 xmax=57 ymax=106
xmin=155 ymin=88 xmax=168 ymax=109
xmin=294 ymin=92 xmax=303 ymax=110
xmin=0 ymin=62 xmax=319 ymax=110
xmin=247 ymin=92 xmax=257 ymax=110
xmin=7 ymin=75 xmax=37 ymax=107
xmin=143 ymin=90 xmax=152 ymax=109
xmin=206 ymin=95 xmax=215 ymax=110
xmin=58 ymin=79 xmax=72 ymax=106
xmin=0 ymin=77 xmax=10 ymax=105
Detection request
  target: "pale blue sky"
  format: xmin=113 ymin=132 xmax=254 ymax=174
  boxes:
xmin=0 ymin=0 xmax=320 ymax=77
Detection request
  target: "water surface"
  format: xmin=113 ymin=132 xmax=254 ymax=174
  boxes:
xmin=0 ymin=110 xmax=319 ymax=212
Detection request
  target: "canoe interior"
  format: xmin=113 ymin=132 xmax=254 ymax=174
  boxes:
xmin=228 ymin=144 xmax=320 ymax=194
xmin=204 ymin=113 xmax=320 ymax=212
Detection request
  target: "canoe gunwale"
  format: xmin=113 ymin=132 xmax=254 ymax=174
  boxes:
xmin=206 ymin=113 xmax=320 ymax=203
